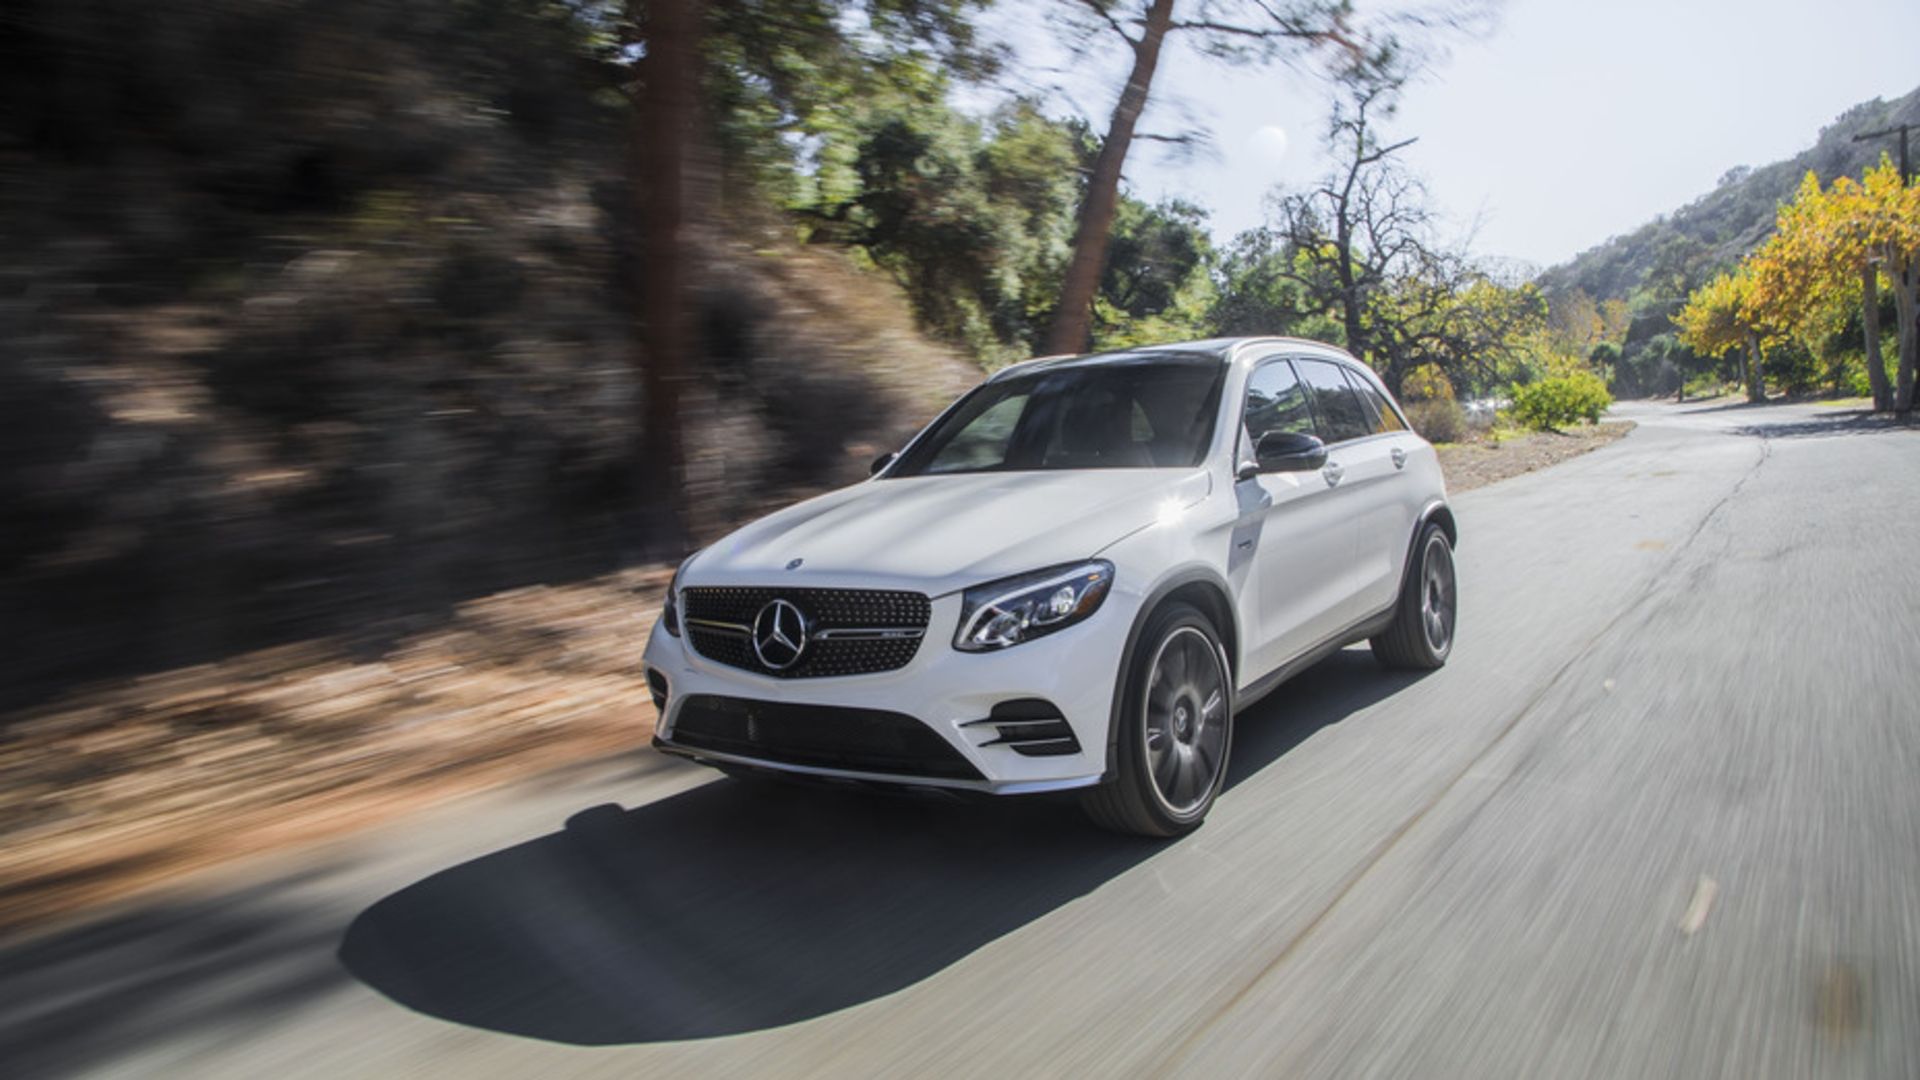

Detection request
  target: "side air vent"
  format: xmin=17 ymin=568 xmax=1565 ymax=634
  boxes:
xmin=964 ymin=698 xmax=1081 ymax=757
xmin=646 ymin=669 xmax=670 ymax=713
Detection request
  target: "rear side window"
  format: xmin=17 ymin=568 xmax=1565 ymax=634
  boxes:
xmin=1243 ymin=360 xmax=1316 ymax=445
xmin=1295 ymin=359 xmax=1372 ymax=444
xmin=1341 ymin=368 xmax=1407 ymax=433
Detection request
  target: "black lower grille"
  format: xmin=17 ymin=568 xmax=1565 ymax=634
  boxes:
xmin=681 ymin=586 xmax=931 ymax=679
xmin=669 ymin=694 xmax=983 ymax=781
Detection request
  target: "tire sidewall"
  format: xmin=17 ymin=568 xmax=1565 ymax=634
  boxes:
xmin=1415 ymin=525 xmax=1455 ymax=665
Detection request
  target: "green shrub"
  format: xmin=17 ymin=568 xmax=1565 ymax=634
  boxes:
xmin=1511 ymin=371 xmax=1612 ymax=431
xmin=1405 ymin=398 xmax=1466 ymax=443
xmin=1680 ymin=371 xmax=1732 ymax=400
xmin=1842 ymin=358 xmax=1874 ymax=398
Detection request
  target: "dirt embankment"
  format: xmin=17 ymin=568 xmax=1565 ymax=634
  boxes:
xmin=1435 ymin=421 xmax=1634 ymax=493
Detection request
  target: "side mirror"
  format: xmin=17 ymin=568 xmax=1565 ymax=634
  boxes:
xmin=869 ymin=451 xmax=897 ymax=476
xmin=1254 ymin=430 xmax=1327 ymax=473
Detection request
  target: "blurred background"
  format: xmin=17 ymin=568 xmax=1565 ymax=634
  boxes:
xmin=3 ymin=0 xmax=1917 ymax=935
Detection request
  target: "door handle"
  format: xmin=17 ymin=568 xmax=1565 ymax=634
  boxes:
xmin=1322 ymin=461 xmax=1344 ymax=487
xmin=1391 ymin=447 xmax=1407 ymax=469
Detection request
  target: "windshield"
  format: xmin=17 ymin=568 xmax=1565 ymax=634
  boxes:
xmin=889 ymin=356 xmax=1226 ymax=477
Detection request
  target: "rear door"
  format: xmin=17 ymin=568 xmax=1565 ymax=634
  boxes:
xmin=1338 ymin=365 xmax=1425 ymax=612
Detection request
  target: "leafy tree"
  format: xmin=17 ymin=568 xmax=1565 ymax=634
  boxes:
xmin=618 ymin=0 xmax=1006 ymax=544
xmin=1040 ymin=0 xmax=1489 ymax=355
xmin=804 ymin=93 xmax=1091 ymax=359
xmin=1101 ymin=198 xmax=1213 ymax=321
xmin=1746 ymin=163 xmax=1919 ymax=411
xmin=1370 ymin=268 xmax=1547 ymax=396
xmin=1268 ymin=71 xmax=1429 ymax=370
xmin=1400 ymin=363 xmax=1454 ymax=401
xmin=1207 ymin=227 xmax=1323 ymax=337
xmin=1675 ymin=269 xmax=1777 ymax=403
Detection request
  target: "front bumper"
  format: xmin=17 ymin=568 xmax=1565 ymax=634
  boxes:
xmin=641 ymin=590 xmax=1131 ymax=794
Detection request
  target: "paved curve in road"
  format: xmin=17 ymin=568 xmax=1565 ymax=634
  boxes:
xmin=4 ymin=400 xmax=1916 ymax=1079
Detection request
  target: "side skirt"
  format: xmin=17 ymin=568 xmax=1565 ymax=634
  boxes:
xmin=1234 ymin=605 xmax=1395 ymax=715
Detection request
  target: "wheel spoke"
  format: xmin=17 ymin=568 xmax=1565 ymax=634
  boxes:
xmin=1192 ymin=739 xmax=1216 ymax=785
xmin=1152 ymin=739 xmax=1180 ymax=790
xmin=1169 ymin=747 xmax=1196 ymax=807
xmin=1149 ymin=680 xmax=1177 ymax=717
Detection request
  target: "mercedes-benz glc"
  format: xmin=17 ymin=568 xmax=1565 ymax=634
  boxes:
xmin=643 ymin=337 xmax=1456 ymax=835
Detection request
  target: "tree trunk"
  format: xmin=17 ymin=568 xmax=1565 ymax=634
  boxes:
xmin=1042 ymin=0 xmax=1176 ymax=357
xmin=1861 ymin=261 xmax=1892 ymax=411
xmin=1893 ymin=260 xmax=1918 ymax=413
xmin=1744 ymin=330 xmax=1766 ymax=403
xmin=636 ymin=0 xmax=694 ymax=551
xmin=1336 ymin=219 xmax=1364 ymax=361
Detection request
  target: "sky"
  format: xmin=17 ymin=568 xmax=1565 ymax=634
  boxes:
xmin=994 ymin=0 xmax=1920 ymax=271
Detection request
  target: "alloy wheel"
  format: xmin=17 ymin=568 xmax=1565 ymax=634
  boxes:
xmin=1421 ymin=534 xmax=1456 ymax=654
xmin=1143 ymin=626 xmax=1230 ymax=815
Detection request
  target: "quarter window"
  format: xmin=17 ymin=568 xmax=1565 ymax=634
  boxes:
xmin=1342 ymin=368 xmax=1407 ymax=433
xmin=1295 ymin=359 xmax=1373 ymax=444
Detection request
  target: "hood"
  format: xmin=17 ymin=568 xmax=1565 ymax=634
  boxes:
xmin=686 ymin=468 xmax=1212 ymax=596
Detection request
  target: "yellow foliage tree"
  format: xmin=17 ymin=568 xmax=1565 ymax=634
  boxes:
xmin=1675 ymin=268 xmax=1774 ymax=403
xmin=1745 ymin=162 xmax=1920 ymax=411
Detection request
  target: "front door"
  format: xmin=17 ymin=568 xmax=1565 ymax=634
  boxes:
xmin=1235 ymin=357 xmax=1362 ymax=683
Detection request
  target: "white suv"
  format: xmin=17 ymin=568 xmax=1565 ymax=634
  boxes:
xmin=643 ymin=337 xmax=1456 ymax=835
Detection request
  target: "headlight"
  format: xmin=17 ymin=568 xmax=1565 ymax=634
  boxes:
xmin=954 ymin=561 xmax=1114 ymax=652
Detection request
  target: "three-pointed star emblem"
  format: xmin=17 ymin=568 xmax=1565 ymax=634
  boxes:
xmin=751 ymin=598 xmax=809 ymax=670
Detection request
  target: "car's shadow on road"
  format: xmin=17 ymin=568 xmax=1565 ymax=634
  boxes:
xmin=338 ymin=650 xmax=1423 ymax=1045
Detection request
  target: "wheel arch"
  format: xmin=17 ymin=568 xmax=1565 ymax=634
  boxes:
xmin=1102 ymin=568 xmax=1239 ymax=781
xmin=1397 ymin=500 xmax=1457 ymax=595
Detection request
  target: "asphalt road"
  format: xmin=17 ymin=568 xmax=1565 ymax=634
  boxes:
xmin=5 ymin=399 xmax=1917 ymax=1079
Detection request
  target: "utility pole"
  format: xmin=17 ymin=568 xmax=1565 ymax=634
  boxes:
xmin=1853 ymin=122 xmax=1915 ymax=183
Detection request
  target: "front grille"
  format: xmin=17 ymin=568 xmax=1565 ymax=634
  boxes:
xmin=681 ymin=586 xmax=931 ymax=679
xmin=669 ymin=694 xmax=983 ymax=780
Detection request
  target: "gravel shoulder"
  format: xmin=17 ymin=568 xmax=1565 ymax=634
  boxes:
xmin=1435 ymin=420 xmax=1634 ymax=493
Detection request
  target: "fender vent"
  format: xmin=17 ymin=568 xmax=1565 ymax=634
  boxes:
xmin=965 ymin=698 xmax=1081 ymax=757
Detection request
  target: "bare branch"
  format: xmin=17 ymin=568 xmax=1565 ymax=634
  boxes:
xmin=1356 ymin=135 xmax=1418 ymax=167
xmin=1074 ymin=0 xmax=1140 ymax=46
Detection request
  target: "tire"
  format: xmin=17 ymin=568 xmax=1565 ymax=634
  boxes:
xmin=1371 ymin=522 xmax=1456 ymax=670
xmin=1082 ymin=601 xmax=1233 ymax=837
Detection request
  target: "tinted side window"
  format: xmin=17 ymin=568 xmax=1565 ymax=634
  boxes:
xmin=1296 ymin=360 xmax=1372 ymax=443
xmin=1243 ymin=361 xmax=1316 ymax=445
xmin=1341 ymin=368 xmax=1406 ymax=433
